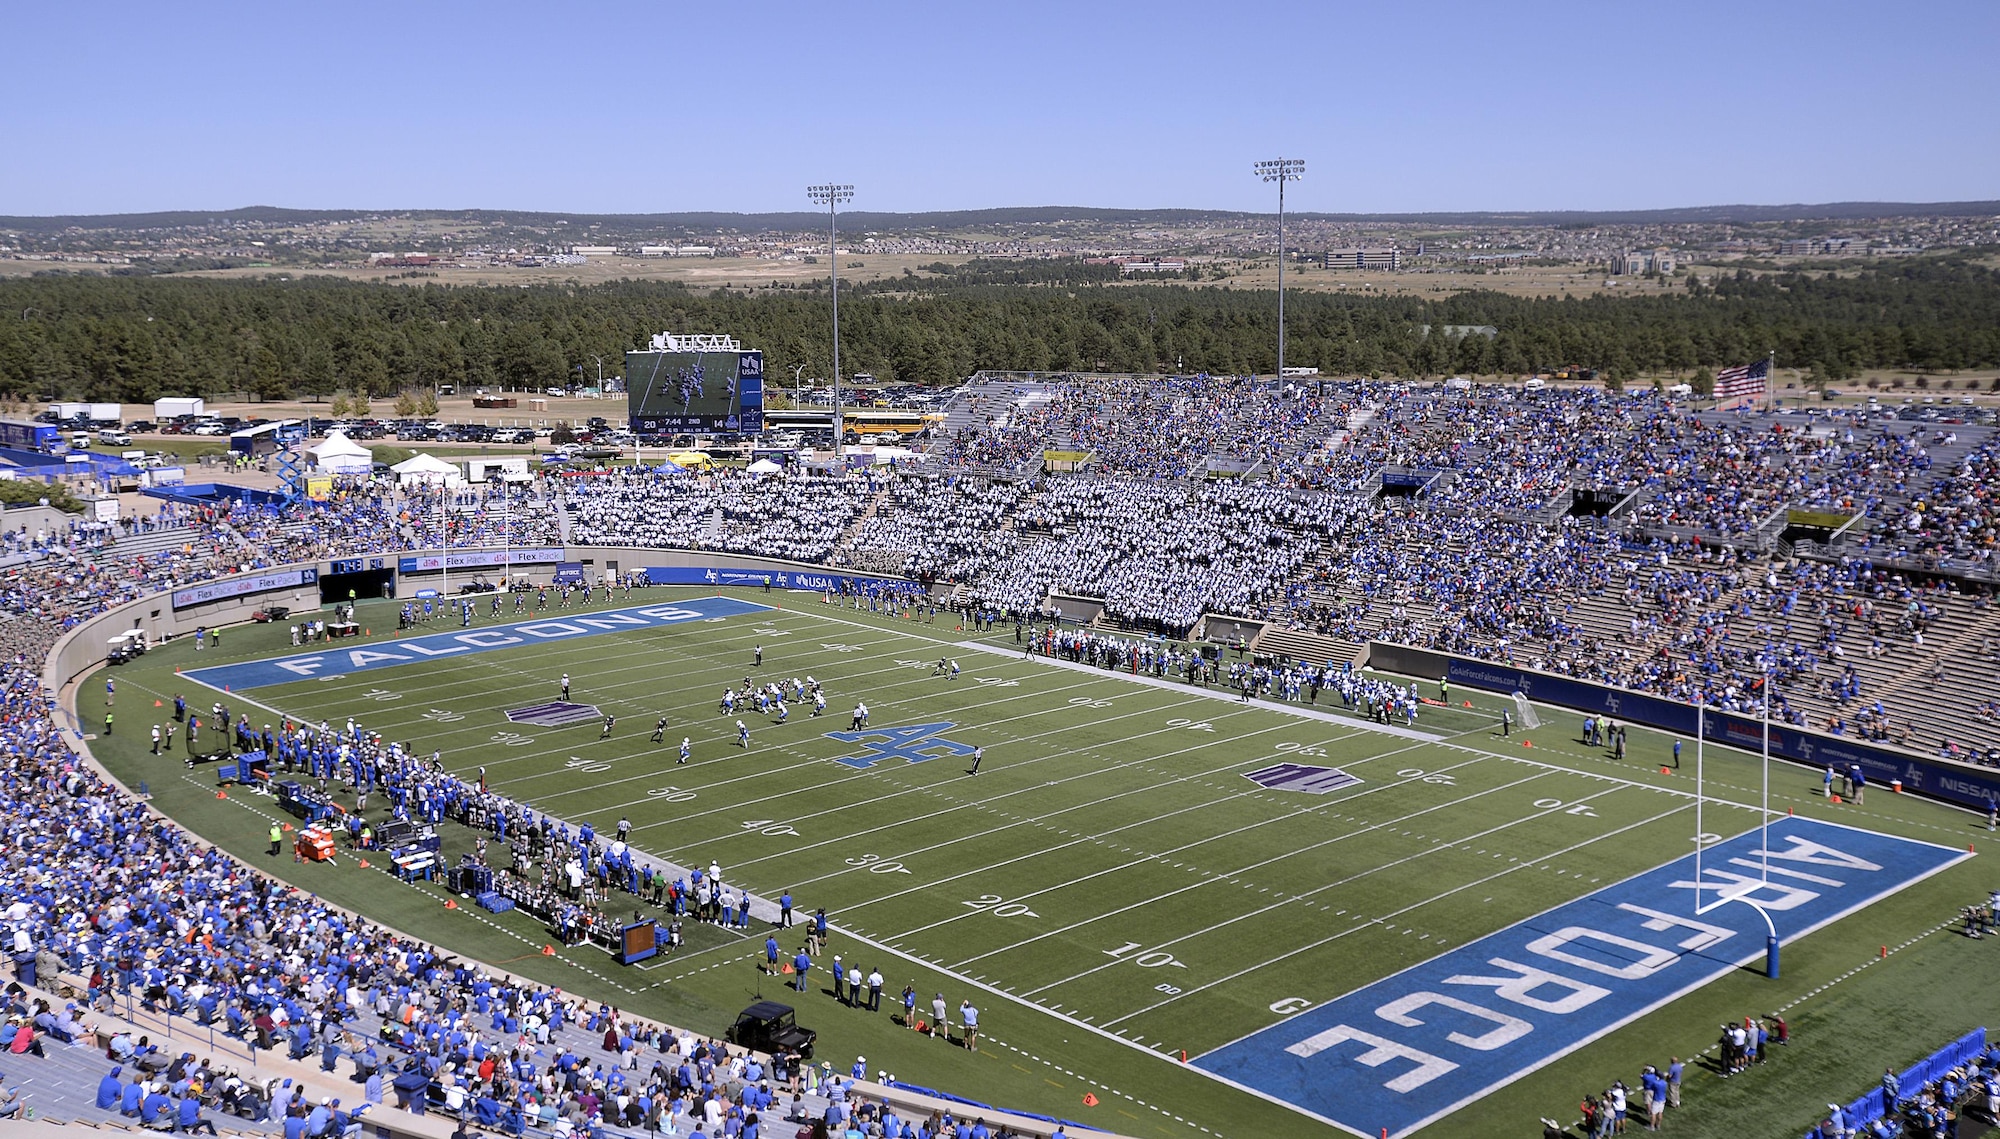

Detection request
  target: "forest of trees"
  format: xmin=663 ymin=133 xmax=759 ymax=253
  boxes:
xmin=1 ymin=258 xmax=1996 ymax=403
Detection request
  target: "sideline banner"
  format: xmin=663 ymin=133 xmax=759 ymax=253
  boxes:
xmin=172 ymin=568 xmax=317 ymax=611
xmin=641 ymin=566 xmax=911 ymax=594
xmin=399 ymin=547 xmax=564 ymax=572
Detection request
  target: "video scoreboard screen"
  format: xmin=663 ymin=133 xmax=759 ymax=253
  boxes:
xmin=626 ymin=334 xmax=763 ymax=434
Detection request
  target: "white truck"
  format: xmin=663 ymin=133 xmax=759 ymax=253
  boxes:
xmin=58 ymin=402 xmax=121 ymax=423
xmin=153 ymin=397 xmax=205 ymax=420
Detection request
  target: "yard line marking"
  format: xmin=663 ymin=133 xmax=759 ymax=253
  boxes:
xmin=1104 ymin=799 xmax=1698 ymax=1027
xmin=956 ymin=639 xmax=1444 ymax=742
xmin=864 ymin=750 xmax=1509 ymax=945
xmin=617 ymin=689 xmax=1243 ymax=830
xmin=757 ymin=719 xmax=1311 ymax=890
xmin=683 ymin=710 xmax=1300 ymax=865
xmin=969 ymin=763 xmax=1583 ymax=978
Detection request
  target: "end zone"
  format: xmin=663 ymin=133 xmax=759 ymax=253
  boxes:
xmin=182 ymin=596 xmax=773 ymax=692
xmin=1193 ymin=816 xmax=1970 ymax=1138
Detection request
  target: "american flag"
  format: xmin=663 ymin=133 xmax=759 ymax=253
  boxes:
xmin=1713 ymin=357 xmax=1770 ymax=400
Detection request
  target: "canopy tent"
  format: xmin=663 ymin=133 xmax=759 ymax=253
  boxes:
xmin=745 ymin=458 xmax=784 ymax=474
xmin=308 ymin=431 xmax=373 ymax=475
xmin=389 ymin=452 xmax=463 ymax=487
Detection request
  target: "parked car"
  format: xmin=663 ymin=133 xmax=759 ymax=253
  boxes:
xmin=190 ymin=422 xmax=227 ymax=436
xmin=250 ymin=605 xmax=291 ymax=623
xmin=126 ymin=420 xmax=156 ymax=433
xmin=97 ymin=429 xmax=132 ymax=446
xmin=725 ymin=1002 xmax=815 ymax=1059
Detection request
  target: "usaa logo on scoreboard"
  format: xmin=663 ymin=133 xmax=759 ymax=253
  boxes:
xmin=824 ymin=721 xmax=975 ymax=770
xmin=739 ymin=351 xmax=763 ymax=376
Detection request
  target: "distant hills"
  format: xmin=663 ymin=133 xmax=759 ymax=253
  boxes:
xmin=1 ymin=201 xmax=1996 ymax=235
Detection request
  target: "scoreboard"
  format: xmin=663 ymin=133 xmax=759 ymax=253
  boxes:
xmin=626 ymin=332 xmax=764 ymax=434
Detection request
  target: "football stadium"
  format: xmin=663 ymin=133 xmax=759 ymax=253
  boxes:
xmin=9 ymin=366 xmax=2000 ymax=1139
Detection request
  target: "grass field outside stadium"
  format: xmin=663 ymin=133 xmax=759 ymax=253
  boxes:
xmin=75 ymin=584 xmax=2000 ymax=1139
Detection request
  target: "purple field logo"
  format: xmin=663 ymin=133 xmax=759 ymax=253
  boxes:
xmin=506 ymin=701 xmax=602 ymax=728
xmin=1243 ymin=763 xmax=1362 ymax=795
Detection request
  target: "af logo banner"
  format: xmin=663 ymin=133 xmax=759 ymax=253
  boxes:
xmin=825 ymin=722 xmax=975 ymax=770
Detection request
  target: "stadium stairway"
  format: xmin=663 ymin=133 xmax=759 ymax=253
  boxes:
xmin=552 ymin=497 xmax=573 ymax=544
xmin=1254 ymin=624 xmax=1368 ymax=669
xmin=96 ymin=525 xmax=201 ymax=563
xmin=835 ymin=485 xmax=894 ymax=554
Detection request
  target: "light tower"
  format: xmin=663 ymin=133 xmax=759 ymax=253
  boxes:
xmin=806 ymin=183 xmax=854 ymax=458
xmin=1254 ymin=157 xmax=1305 ymax=380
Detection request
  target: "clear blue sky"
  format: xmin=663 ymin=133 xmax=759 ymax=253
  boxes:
xmin=7 ymin=0 xmax=1995 ymax=217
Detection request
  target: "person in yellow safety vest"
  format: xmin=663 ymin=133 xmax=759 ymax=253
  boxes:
xmin=360 ymin=825 xmax=373 ymax=850
xmin=103 ymin=711 xmax=113 ymax=735
xmin=268 ymin=824 xmax=283 ymax=856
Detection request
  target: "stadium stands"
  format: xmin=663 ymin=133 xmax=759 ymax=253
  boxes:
xmin=7 ymin=374 xmax=2000 ymax=1131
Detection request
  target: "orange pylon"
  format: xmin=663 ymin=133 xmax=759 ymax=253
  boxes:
xmin=541 ymin=945 xmax=557 ymax=956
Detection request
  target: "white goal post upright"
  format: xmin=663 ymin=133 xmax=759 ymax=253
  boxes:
xmin=1511 ymin=691 xmax=1540 ymax=731
xmin=1694 ymin=694 xmax=1781 ymax=979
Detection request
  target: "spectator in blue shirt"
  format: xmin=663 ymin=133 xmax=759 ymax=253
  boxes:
xmin=95 ymin=1065 xmax=124 ymax=1109
xmin=178 ymin=1092 xmax=220 ymax=1135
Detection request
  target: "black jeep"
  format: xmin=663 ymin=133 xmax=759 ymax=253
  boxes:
xmin=726 ymin=1001 xmax=816 ymax=1059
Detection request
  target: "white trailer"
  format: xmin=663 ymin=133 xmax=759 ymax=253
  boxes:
xmin=153 ymin=397 xmax=205 ymax=420
xmin=88 ymin=402 xmax=121 ymax=423
xmin=465 ymin=457 xmax=530 ymax=483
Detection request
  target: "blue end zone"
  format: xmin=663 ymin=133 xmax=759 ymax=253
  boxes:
xmin=1194 ymin=816 xmax=1969 ymax=1138
xmin=184 ymin=596 xmax=773 ymax=691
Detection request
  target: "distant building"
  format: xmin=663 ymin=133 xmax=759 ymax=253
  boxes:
xmin=1778 ymin=239 xmax=1860 ymax=257
xmin=1324 ymin=248 xmax=1400 ymax=270
xmin=638 ymin=245 xmax=717 ymax=257
xmin=367 ymin=252 xmax=436 ymax=267
xmin=1115 ymin=258 xmax=1186 ymax=274
xmin=568 ymin=245 xmax=618 ymax=257
xmin=1610 ymin=247 xmax=1675 ymax=275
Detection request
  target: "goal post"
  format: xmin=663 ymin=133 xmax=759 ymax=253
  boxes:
xmin=1511 ymin=691 xmax=1541 ymax=731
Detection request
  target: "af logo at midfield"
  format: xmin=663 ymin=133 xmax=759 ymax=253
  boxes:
xmin=825 ymin=721 xmax=975 ymax=770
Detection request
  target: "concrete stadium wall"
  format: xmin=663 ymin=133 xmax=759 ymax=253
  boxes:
xmin=1367 ymin=640 xmax=2000 ymax=817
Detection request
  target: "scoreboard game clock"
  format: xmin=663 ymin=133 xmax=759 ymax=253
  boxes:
xmin=626 ymin=331 xmax=764 ymax=434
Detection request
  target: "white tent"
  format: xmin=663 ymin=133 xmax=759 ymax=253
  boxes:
xmin=745 ymin=458 xmax=784 ymax=474
xmin=390 ymin=452 xmax=463 ymax=487
xmin=309 ymin=431 xmax=373 ymax=475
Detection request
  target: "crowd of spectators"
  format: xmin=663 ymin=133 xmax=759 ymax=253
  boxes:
xmin=3 ymin=386 xmax=2000 ymax=1130
xmin=0 ymin=607 xmax=1054 ymax=1136
xmin=4 ymin=378 xmax=1999 ymax=776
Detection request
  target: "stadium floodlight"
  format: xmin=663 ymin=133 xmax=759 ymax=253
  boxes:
xmin=1254 ymin=157 xmax=1305 ymax=382
xmin=807 ymin=183 xmax=855 ymax=457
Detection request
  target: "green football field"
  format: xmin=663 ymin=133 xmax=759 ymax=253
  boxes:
xmin=84 ymin=588 xmax=2000 ymax=1139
